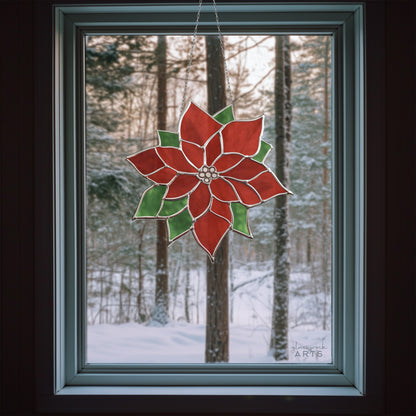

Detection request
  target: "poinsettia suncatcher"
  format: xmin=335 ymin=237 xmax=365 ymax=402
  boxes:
xmin=127 ymin=102 xmax=292 ymax=260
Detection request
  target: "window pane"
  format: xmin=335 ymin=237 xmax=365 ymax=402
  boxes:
xmin=85 ymin=34 xmax=332 ymax=364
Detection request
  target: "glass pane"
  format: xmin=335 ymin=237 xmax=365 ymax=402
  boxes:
xmin=85 ymin=34 xmax=332 ymax=364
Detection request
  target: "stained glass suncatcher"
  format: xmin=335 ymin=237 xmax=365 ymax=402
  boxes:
xmin=127 ymin=101 xmax=291 ymax=260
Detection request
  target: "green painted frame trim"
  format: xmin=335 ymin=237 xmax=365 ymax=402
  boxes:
xmin=53 ymin=0 xmax=366 ymax=406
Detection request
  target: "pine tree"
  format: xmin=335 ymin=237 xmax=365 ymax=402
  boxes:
xmin=85 ymin=35 xmax=158 ymax=325
xmin=288 ymin=36 xmax=332 ymax=329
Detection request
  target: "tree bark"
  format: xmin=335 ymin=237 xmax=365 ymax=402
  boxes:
xmin=118 ymin=273 xmax=124 ymax=323
xmin=184 ymin=249 xmax=191 ymax=323
xmin=137 ymin=223 xmax=147 ymax=322
xmin=204 ymin=36 xmax=229 ymax=363
xmin=270 ymin=36 xmax=291 ymax=361
xmin=321 ymin=36 xmax=331 ymax=330
xmin=151 ymin=36 xmax=169 ymax=326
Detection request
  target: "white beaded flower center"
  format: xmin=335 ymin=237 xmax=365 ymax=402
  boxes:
xmin=197 ymin=165 xmax=218 ymax=184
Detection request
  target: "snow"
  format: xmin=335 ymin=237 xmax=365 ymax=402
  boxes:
xmin=87 ymin=266 xmax=331 ymax=364
xmin=87 ymin=322 xmax=330 ymax=363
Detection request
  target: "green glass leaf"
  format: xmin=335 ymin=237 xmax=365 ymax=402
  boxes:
xmin=134 ymin=186 xmax=166 ymax=218
xmin=214 ymin=105 xmax=234 ymax=124
xmin=158 ymin=130 xmax=180 ymax=147
xmin=167 ymin=209 xmax=193 ymax=240
xmin=252 ymin=140 xmax=272 ymax=163
xmin=231 ymin=202 xmax=251 ymax=237
xmin=159 ymin=197 xmax=188 ymax=217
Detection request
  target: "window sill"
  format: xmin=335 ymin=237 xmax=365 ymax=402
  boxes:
xmin=57 ymin=385 xmax=363 ymax=396
xmin=41 ymin=384 xmax=372 ymax=415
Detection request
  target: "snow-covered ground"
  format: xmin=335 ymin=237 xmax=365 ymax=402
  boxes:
xmin=88 ymin=321 xmax=330 ymax=363
xmin=87 ymin=264 xmax=331 ymax=364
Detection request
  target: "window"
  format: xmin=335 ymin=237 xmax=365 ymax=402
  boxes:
xmin=85 ymin=33 xmax=333 ymax=365
xmin=47 ymin=3 xmax=366 ymax=413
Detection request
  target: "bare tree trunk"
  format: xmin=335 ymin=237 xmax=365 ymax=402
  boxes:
xmin=196 ymin=269 xmax=200 ymax=325
xmin=99 ymin=269 xmax=104 ymax=324
xmin=321 ymin=37 xmax=331 ymax=330
xmin=230 ymin=236 xmax=235 ymax=324
xmin=151 ymin=35 xmax=169 ymax=326
xmin=137 ymin=223 xmax=147 ymax=322
xmin=118 ymin=272 xmax=124 ymax=323
xmin=127 ymin=268 xmax=132 ymax=321
xmin=184 ymin=249 xmax=191 ymax=323
xmin=295 ymin=236 xmax=301 ymax=265
xmin=270 ymin=36 xmax=291 ymax=361
xmin=106 ymin=266 xmax=114 ymax=324
xmin=204 ymin=36 xmax=229 ymax=363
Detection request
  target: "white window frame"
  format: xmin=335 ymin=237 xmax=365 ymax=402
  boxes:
xmin=47 ymin=2 xmax=367 ymax=413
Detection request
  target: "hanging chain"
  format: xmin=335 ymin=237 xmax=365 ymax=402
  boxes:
xmin=212 ymin=0 xmax=233 ymax=107
xmin=180 ymin=0 xmax=233 ymax=116
xmin=180 ymin=0 xmax=203 ymax=116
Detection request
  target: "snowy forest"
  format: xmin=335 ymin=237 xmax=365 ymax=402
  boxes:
xmin=85 ymin=34 xmax=332 ymax=363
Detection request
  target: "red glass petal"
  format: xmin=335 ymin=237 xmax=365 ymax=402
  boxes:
xmin=193 ymin=212 xmax=230 ymax=257
xmin=213 ymin=154 xmax=244 ymax=172
xmin=249 ymin=171 xmax=288 ymax=201
xmin=211 ymin=198 xmax=232 ymax=223
xmin=205 ymin=133 xmax=222 ymax=166
xmin=226 ymin=179 xmax=261 ymax=206
xmin=221 ymin=117 xmax=263 ymax=156
xmin=182 ymin=141 xmax=204 ymax=168
xmin=147 ymin=167 xmax=177 ymax=184
xmin=156 ymin=147 xmax=197 ymax=173
xmin=222 ymin=158 xmax=266 ymax=180
xmin=189 ymin=183 xmax=211 ymax=218
xmin=180 ymin=102 xmax=222 ymax=146
xmin=166 ymin=174 xmax=199 ymax=199
xmin=209 ymin=178 xmax=239 ymax=202
xmin=127 ymin=148 xmax=164 ymax=175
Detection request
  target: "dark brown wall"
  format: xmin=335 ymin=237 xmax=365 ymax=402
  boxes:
xmin=1 ymin=1 xmax=414 ymax=415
